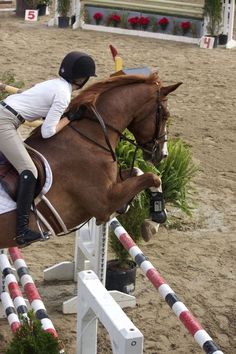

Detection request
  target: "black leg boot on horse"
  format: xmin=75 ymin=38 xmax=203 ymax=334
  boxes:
xmin=150 ymin=191 xmax=167 ymax=224
xmin=15 ymin=170 xmax=49 ymax=247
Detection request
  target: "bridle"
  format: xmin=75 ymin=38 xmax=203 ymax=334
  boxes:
xmin=137 ymin=95 xmax=168 ymax=161
xmin=69 ymin=87 xmax=168 ymax=163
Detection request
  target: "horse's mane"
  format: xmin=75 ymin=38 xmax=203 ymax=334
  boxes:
xmin=29 ymin=72 xmax=160 ymax=138
xmin=69 ymin=72 xmax=160 ymax=109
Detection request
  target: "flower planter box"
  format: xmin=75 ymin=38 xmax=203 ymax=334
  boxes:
xmin=82 ymin=5 xmax=204 ymax=42
xmin=81 ymin=23 xmax=200 ymax=44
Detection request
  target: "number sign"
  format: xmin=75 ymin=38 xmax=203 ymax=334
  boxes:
xmin=25 ymin=9 xmax=38 ymax=22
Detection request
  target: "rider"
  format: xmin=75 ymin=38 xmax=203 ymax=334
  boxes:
xmin=0 ymin=51 xmax=97 ymax=247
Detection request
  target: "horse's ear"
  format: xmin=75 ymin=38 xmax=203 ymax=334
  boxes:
xmin=161 ymin=82 xmax=182 ymax=96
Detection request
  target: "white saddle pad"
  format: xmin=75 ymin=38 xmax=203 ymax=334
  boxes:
xmin=0 ymin=149 xmax=52 ymax=215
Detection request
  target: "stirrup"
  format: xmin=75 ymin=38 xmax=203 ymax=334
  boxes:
xmin=15 ymin=230 xmax=50 ymax=248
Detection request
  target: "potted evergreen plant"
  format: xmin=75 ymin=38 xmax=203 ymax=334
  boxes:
xmin=204 ymin=0 xmax=222 ymax=46
xmin=106 ymin=194 xmax=148 ymax=295
xmin=57 ymin=0 xmax=71 ymax=28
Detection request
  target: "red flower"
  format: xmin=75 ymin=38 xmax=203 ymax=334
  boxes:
xmin=128 ymin=16 xmax=139 ymax=25
xmin=181 ymin=21 xmax=191 ymax=31
xmin=138 ymin=16 xmax=150 ymax=26
xmin=158 ymin=17 xmax=169 ymax=26
xmin=110 ymin=14 xmax=121 ymax=23
xmin=93 ymin=12 xmax=103 ymax=21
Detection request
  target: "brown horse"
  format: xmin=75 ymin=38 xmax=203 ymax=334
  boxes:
xmin=0 ymin=73 xmax=181 ymax=248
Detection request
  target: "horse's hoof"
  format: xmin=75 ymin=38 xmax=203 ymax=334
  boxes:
xmin=151 ymin=210 xmax=167 ymax=224
xmin=141 ymin=219 xmax=160 ymax=242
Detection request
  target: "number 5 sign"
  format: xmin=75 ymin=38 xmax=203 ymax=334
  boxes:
xmin=25 ymin=9 xmax=38 ymax=22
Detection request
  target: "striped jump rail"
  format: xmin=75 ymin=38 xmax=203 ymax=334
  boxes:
xmin=0 ymin=247 xmax=65 ymax=353
xmin=0 ymin=250 xmax=29 ymax=332
xmin=1 ymin=291 xmax=21 ymax=333
xmin=109 ymin=217 xmax=224 ymax=354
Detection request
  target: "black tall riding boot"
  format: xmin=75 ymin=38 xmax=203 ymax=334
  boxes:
xmin=16 ymin=170 xmax=49 ymax=247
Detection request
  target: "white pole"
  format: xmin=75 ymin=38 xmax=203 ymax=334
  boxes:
xmin=77 ymin=270 xmax=143 ymax=354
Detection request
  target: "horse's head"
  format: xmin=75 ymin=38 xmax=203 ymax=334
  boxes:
xmin=67 ymin=73 xmax=181 ymax=166
xmin=128 ymin=80 xmax=182 ymax=165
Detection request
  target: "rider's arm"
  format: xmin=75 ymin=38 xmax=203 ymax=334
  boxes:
xmin=55 ymin=116 xmax=70 ymax=134
xmin=41 ymin=90 xmax=71 ymax=138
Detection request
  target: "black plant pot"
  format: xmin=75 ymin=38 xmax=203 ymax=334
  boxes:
xmin=58 ymin=16 xmax=70 ymax=28
xmin=37 ymin=4 xmax=46 ymax=16
xmin=218 ymin=34 xmax=228 ymax=45
xmin=105 ymin=259 xmax=137 ymax=295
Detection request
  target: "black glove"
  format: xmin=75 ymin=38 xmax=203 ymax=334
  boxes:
xmin=66 ymin=105 xmax=87 ymax=121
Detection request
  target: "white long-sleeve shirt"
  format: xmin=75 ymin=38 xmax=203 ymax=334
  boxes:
xmin=5 ymin=78 xmax=72 ymax=138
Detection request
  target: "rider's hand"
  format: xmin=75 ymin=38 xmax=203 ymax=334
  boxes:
xmin=67 ymin=106 xmax=86 ymax=121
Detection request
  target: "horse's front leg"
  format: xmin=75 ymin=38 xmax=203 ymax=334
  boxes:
xmin=109 ymin=171 xmax=160 ymax=213
xmin=115 ymin=167 xmax=145 ymax=214
xmin=110 ymin=168 xmax=167 ymax=242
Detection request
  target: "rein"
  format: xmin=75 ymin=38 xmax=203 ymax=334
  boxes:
xmin=90 ymin=106 xmax=117 ymax=161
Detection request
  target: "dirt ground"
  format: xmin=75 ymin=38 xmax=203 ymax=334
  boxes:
xmin=0 ymin=13 xmax=235 ymax=354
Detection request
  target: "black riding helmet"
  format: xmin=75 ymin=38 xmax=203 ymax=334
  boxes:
xmin=59 ymin=51 xmax=97 ymax=84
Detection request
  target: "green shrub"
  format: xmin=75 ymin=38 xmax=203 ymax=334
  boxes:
xmin=158 ymin=138 xmax=199 ymax=215
xmin=110 ymin=132 xmax=199 ymax=261
xmin=0 ymin=70 xmax=24 ymax=100
xmin=57 ymin=0 xmax=70 ymax=17
xmin=5 ymin=311 xmax=64 ymax=354
xmin=116 ymin=132 xmax=198 ymax=214
xmin=204 ymin=0 xmax=222 ymax=36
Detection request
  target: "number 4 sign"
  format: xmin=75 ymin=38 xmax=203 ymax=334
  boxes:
xmin=25 ymin=9 xmax=38 ymax=22
xmin=199 ymin=36 xmax=215 ymax=49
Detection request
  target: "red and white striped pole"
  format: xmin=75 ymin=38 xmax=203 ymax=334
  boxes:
xmin=1 ymin=291 xmax=21 ymax=333
xmin=8 ymin=247 xmax=58 ymax=337
xmin=109 ymin=217 xmax=224 ymax=354
xmin=0 ymin=247 xmax=65 ymax=353
xmin=0 ymin=250 xmax=28 ymax=332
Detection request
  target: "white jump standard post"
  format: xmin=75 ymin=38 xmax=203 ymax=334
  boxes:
xmin=44 ymin=218 xmax=136 ymax=313
xmin=43 ymin=219 xmax=109 ymax=313
xmin=77 ymin=270 xmax=143 ymax=354
xmin=222 ymin=0 xmax=236 ymax=48
xmin=44 ymin=219 xmax=108 ymax=283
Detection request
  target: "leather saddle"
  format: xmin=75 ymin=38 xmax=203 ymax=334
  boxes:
xmin=0 ymin=148 xmax=46 ymax=201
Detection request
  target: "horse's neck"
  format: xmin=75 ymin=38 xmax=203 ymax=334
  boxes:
xmin=97 ymin=84 xmax=148 ymax=133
